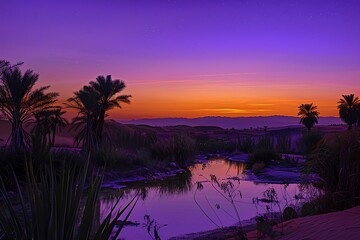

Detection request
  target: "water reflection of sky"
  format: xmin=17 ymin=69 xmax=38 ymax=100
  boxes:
xmin=100 ymin=159 xmax=310 ymax=239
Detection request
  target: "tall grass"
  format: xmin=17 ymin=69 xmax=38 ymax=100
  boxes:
xmin=88 ymin=133 xmax=196 ymax=170
xmin=197 ymin=137 xmax=236 ymax=154
xmin=305 ymin=130 xmax=360 ymax=210
xmin=256 ymin=136 xmax=274 ymax=150
xmin=276 ymin=134 xmax=292 ymax=154
xmin=237 ymin=136 xmax=254 ymax=153
xmin=296 ymin=130 xmax=323 ymax=155
xmin=151 ymin=134 xmax=196 ymax=168
xmin=248 ymin=136 xmax=279 ymax=166
xmin=0 ymin=158 xmax=137 ymax=240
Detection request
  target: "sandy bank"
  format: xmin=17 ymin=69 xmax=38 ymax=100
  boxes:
xmin=247 ymin=205 xmax=360 ymax=240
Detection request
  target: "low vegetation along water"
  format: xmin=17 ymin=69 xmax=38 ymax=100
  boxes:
xmin=99 ymin=158 xmax=309 ymax=239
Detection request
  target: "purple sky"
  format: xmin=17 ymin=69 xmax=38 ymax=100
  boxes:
xmin=1 ymin=0 xmax=360 ymax=119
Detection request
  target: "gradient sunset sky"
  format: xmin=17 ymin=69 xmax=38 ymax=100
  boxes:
xmin=1 ymin=0 xmax=360 ymax=120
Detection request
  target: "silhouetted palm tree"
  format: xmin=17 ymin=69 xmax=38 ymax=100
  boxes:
xmin=32 ymin=107 xmax=68 ymax=146
xmin=67 ymin=76 xmax=131 ymax=152
xmin=32 ymin=110 xmax=52 ymax=145
xmin=297 ymin=103 xmax=319 ymax=131
xmin=0 ymin=60 xmax=23 ymax=75
xmin=49 ymin=108 xmax=68 ymax=146
xmin=0 ymin=60 xmax=10 ymax=74
xmin=337 ymin=94 xmax=359 ymax=130
xmin=0 ymin=67 xmax=58 ymax=150
xmin=89 ymin=75 xmax=131 ymax=146
xmin=66 ymin=86 xmax=101 ymax=152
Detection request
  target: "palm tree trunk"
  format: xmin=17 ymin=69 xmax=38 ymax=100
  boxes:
xmin=51 ymin=127 xmax=56 ymax=147
xmin=10 ymin=118 xmax=24 ymax=151
xmin=97 ymin=110 xmax=105 ymax=147
xmin=85 ymin=119 xmax=97 ymax=153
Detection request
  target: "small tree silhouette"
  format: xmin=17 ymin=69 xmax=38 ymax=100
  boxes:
xmin=297 ymin=103 xmax=319 ymax=131
xmin=337 ymin=94 xmax=359 ymax=130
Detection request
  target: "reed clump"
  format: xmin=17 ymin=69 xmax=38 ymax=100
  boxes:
xmin=0 ymin=157 xmax=137 ymax=240
xmin=305 ymin=130 xmax=360 ymax=211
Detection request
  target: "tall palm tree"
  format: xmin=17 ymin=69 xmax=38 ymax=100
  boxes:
xmin=297 ymin=103 xmax=320 ymax=131
xmin=49 ymin=108 xmax=68 ymax=146
xmin=32 ymin=110 xmax=52 ymax=145
xmin=67 ymin=76 xmax=131 ymax=152
xmin=0 ymin=60 xmax=23 ymax=78
xmin=66 ymin=86 xmax=101 ymax=152
xmin=0 ymin=67 xmax=58 ymax=150
xmin=337 ymin=94 xmax=359 ymax=130
xmin=32 ymin=107 xmax=68 ymax=146
xmin=89 ymin=75 xmax=131 ymax=146
xmin=0 ymin=60 xmax=10 ymax=74
xmin=357 ymin=104 xmax=360 ymax=128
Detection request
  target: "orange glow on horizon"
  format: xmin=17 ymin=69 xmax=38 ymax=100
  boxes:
xmin=57 ymin=76 xmax=358 ymax=120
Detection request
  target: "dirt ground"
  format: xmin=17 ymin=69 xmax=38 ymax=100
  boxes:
xmin=246 ymin=206 xmax=360 ymax=240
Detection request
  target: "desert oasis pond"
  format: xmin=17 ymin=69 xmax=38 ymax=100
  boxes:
xmin=99 ymin=157 xmax=316 ymax=239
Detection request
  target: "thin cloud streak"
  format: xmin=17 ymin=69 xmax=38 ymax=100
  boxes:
xmin=175 ymin=108 xmax=274 ymax=114
xmin=186 ymin=72 xmax=259 ymax=78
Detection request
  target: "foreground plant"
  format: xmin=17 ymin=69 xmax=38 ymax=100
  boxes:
xmin=194 ymin=174 xmax=247 ymax=240
xmin=305 ymin=131 xmax=360 ymax=210
xmin=0 ymin=159 xmax=137 ymax=240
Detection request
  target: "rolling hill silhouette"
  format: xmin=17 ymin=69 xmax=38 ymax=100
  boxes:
xmin=123 ymin=116 xmax=342 ymax=129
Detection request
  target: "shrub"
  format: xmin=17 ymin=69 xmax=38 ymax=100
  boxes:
xmin=248 ymin=149 xmax=279 ymax=166
xmin=151 ymin=134 xmax=196 ymax=168
xmin=301 ymin=202 xmax=316 ymax=216
xmin=91 ymin=148 xmax=134 ymax=170
xmin=296 ymin=130 xmax=323 ymax=155
xmin=151 ymin=138 xmax=173 ymax=162
xmin=283 ymin=207 xmax=298 ymax=221
xmin=256 ymin=215 xmax=272 ymax=238
xmin=133 ymin=148 xmax=153 ymax=167
xmin=251 ymin=161 xmax=266 ymax=174
xmin=305 ymin=130 xmax=360 ymax=210
xmin=172 ymin=134 xmax=196 ymax=167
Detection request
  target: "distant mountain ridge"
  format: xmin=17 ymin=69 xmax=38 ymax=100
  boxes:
xmin=122 ymin=116 xmax=343 ymax=129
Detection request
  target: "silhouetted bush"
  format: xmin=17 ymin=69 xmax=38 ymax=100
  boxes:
xmin=172 ymin=134 xmax=196 ymax=167
xmin=296 ymin=130 xmax=323 ymax=155
xmin=133 ymin=148 xmax=153 ymax=167
xmin=305 ymin=130 xmax=360 ymax=210
xmin=91 ymin=148 xmax=134 ymax=169
xmin=248 ymin=149 xmax=279 ymax=166
xmin=151 ymin=134 xmax=196 ymax=168
xmin=251 ymin=161 xmax=266 ymax=174
xmin=283 ymin=207 xmax=298 ymax=221
xmin=301 ymin=202 xmax=316 ymax=216
xmin=248 ymin=136 xmax=279 ymax=166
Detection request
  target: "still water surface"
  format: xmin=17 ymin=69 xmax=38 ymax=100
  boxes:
xmin=100 ymin=159 xmax=307 ymax=239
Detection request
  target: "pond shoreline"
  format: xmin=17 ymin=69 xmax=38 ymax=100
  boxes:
xmin=100 ymin=153 xmax=316 ymax=190
xmin=100 ymin=155 xmax=317 ymax=239
xmin=100 ymin=155 xmax=208 ymax=189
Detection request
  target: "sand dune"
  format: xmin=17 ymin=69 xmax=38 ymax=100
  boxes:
xmin=246 ymin=206 xmax=360 ymax=240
